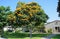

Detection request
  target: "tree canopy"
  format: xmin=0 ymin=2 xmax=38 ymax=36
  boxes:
xmin=0 ymin=1 xmax=49 ymax=38
xmin=15 ymin=2 xmax=49 ymax=28
xmin=0 ymin=6 xmax=10 ymax=28
xmin=0 ymin=6 xmax=12 ymax=37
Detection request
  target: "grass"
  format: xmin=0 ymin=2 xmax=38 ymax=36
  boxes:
xmin=8 ymin=37 xmax=41 ymax=39
xmin=2 ymin=32 xmax=50 ymax=39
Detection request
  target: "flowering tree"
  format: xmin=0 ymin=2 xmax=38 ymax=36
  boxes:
xmin=6 ymin=12 xmax=16 ymax=28
xmin=15 ymin=1 xmax=49 ymax=38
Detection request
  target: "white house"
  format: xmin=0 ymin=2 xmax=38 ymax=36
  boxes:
xmin=45 ymin=20 xmax=60 ymax=34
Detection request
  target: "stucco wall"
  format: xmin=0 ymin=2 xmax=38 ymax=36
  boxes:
xmin=45 ymin=20 xmax=60 ymax=34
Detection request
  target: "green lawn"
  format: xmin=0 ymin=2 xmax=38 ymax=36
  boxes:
xmin=3 ymin=32 xmax=50 ymax=39
xmin=8 ymin=37 xmax=41 ymax=39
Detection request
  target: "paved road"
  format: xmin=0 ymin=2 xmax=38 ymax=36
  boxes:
xmin=41 ymin=34 xmax=56 ymax=39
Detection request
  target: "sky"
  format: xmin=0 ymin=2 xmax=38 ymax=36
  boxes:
xmin=0 ymin=0 xmax=60 ymax=22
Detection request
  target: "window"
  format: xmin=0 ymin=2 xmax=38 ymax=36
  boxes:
xmin=55 ymin=27 xmax=58 ymax=30
xmin=55 ymin=27 xmax=60 ymax=32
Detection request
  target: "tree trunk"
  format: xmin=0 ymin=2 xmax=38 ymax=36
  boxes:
xmin=29 ymin=28 xmax=32 ymax=39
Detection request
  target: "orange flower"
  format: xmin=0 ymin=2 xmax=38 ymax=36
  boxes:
xmin=21 ymin=19 xmax=27 ymax=20
xmin=30 ymin=13 xmax=33 ymax=16
xmin=15 ymin=12 xmax=18 ymax=15
xmin=13 ymin=16 xmax=16 ymax=18
xmin=16 ymin=8 xmax=21 ymax=10
xmin=18 ymin=14 xmax=23 ymax=16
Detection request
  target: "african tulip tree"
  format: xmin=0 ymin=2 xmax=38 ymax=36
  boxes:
xmin=15 ymin=2 xmax=49 ymax=38
xmin=7 ymin=13 xmax=16 ymax=26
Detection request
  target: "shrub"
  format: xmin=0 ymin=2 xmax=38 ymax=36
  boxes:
xmin=48 ymin=29 xmax=52 ymax=33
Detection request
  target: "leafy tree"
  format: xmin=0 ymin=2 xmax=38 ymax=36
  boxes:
xmin=15 ymin=1 xmax=49 ymax=38
xmin=0 ymin=6 xmax=11 ymax=37
xmin=16 ymin=1 xmax=25 ymax=8
xmin=57 ymin=0 xmax=60 ymax=16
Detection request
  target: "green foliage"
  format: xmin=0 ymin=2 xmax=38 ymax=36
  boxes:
xmin=0 ymin=6 xmax=11 ymax=28
xmin=0 ymin=6 xmax=11 ymax=37
xmin=15 ymin=2 xmax=49 ymax=28
xmin=0 ymin=6 xmax=10 ymax=13
xmin=16 ymin=1 xmax=25 ymax=8
xmin=0 ymin=2 xmax=49 ymax=37
xmin=3 ymin=32 xmax=50 ymax=38
xmin=48 ymin=29 xmax=52 ymax=33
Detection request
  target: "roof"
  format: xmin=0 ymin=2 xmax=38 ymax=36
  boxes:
xmin=45 ymin=20 xmax=60 ymax=25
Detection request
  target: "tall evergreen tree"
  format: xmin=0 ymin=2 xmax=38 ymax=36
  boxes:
xmin=57 ymin=0 xmax=60 ymax=16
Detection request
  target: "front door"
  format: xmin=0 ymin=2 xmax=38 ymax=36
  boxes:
xmin=55 ymin=27 xmax=60 ymax=32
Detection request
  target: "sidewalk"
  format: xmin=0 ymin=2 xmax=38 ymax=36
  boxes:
xmin=41 ymin=34 xmax=56 ymax=39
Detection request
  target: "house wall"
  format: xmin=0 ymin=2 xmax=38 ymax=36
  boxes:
xmin=45 ymin=21 xmax=60 ymax=34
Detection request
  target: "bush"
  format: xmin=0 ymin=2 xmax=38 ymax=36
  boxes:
xmin=48 ymin=29 xmax=52 ymax=33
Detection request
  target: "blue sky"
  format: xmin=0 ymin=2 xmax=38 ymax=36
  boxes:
xmin=0 ymin=0 xmax=59 ymax=22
